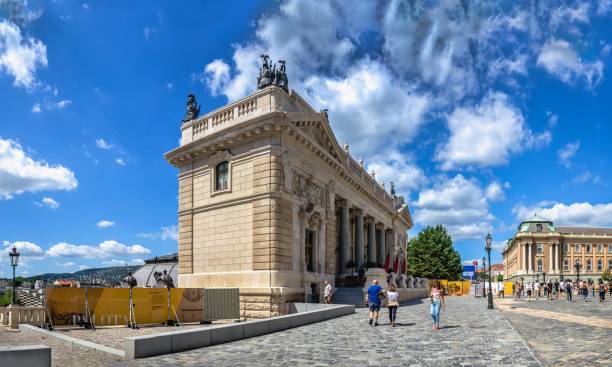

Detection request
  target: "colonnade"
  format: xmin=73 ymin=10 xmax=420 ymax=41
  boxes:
xmin=519 ymin=242 xmax=561 ymax=273
xmin=337 ymin=199 xmax=391 ymax=274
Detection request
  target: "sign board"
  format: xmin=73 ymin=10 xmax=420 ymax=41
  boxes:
xmin=45 ymin=288 xmax=204 ymax=326
xmin=462 ymin=265 xmax=476 ymax=280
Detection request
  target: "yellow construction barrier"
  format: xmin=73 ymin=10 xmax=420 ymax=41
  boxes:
xmin=428 ymin=280 xmax=471 ymax=296
xmin=45 ymin=288 xmax=204 ymax=326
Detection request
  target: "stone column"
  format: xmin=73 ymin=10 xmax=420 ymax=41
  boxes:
xmin=354 ymin=209 xmax=365 ymax=268
xmin=555 ymin=243 xmax=559 ymax=272
xmin=549 ymin=244 xmax=553 ymax=272
xmin=376 ymin=224 xmax=385 ymax=265
xmin=527 ymin=243 xmax=532 ymax=273
xmin=367 ymin=218 xmax=376 ymax=263
xmin=338 ymin=200 xmax=350 ymax=274
xmin=521 ymin=243 xmax=526 ymax=272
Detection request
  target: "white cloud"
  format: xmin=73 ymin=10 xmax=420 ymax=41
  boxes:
xmin=537 ymin=38 xmax=604 ymax=88
xmin=204 ymin=59 xmax=231 ymax=96
xmin=96 ymin=220 xmax=115 ymax=228
xmin=78 ymin=265 xmax=89 ymax=271
xmin=513 ymin=202 xmax=612 ymax=227
xmin=115 ymin=158 xmax=125 ymax=166
xmin=366 ymin=150 xmax=427 ymax=195
xmin=31 ymin=103 xmax=41 ymax=113
xmin=46 ymin=240 xmax=150 ymax=259
xmin=35 ymin=196 xmax=59 ymax=209
xmin=0 ymin=138 xmax=77 ymax=199
xmin=413 ymin=175 xmax=495 ymax=240
xmin=572 ymin=170 xmax=600 ymax=184
xmin=550 ymin=2 xmax=591 ymax=29
xmin=166 ymin=82 xmax=173 ymax=90
xmin=0 ymin=20 xmax=48 ymax=88
xmin=57 ymin=262 xmax=76 ymax=268
xmin=435 ymin=91 xmax=550 ymax=170
xmin=95 ymin=138 xmax=113 ymax=150
xmin=485 ymin=182 xmax=505 ymax=202
xmin=138 ymin=225 xmax=178 ymax=242
xmin=597 ymin=0 xmax=612 ymax=15
xmin=103 ymin=258 xmax=144 ymax=266
xmin=558 ymin=141 xmax=580 ymax=168
xmin=2 ymin=240 xmax=45 ymax=259
xmin=51 ymin=99 xmax=71 ymax=109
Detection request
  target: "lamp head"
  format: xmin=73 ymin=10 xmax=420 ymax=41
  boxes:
xmin=485 ymin=233 xmax=492 ymax=249
xmin=8 ymin=245 xmax=20 ymax=267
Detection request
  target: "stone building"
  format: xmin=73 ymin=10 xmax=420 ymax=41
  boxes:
xmin=503 ymin=215 xmax=612 ymax=282
xmin=165 ymin=79 xmax=413 ymax=318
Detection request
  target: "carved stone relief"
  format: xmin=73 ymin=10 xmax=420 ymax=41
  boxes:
xmin=293 ymin=173 xmax=326 ymax=211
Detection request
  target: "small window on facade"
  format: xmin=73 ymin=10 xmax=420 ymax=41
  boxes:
xmin=536 ymin=224 xmax=543 ymax=232
xmin=586 ymin=244 xmax=591 ymax=253
xmin=597 ymin=259 xmax=603 ymax=271
xmin=575 ymin=244 xmax=580 ymax=253
xmin=597 ymin=244 xmax=603 ymax=253
xmin=537 ymin=258 xmax=543 ymax=271
xmin=608 ymin=244 xmax=612 ymax=253
xmin=215 ymin=161 xmax=229 ymax=191
xmin=537 ymin=244 xmax=543 ymax=253
xmin=563 ymin=244 xmax=569 ymax=253
xmin=586 ymin=259 xmax=592 ymax=271
xmin=563 ymin=259 xmax=569 ymax=271
xmin=305 ymin=229 xmax=315 ymax=272
xmin=608 ymin=259 xmax=612 ymax=270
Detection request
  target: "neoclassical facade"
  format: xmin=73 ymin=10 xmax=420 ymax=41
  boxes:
xmin=503 ymin=216 xmax=612 ymax=282
xmin=165 ymin=85 xmax=412 ymax=318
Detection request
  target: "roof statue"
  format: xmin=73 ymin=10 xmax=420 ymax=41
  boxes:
xmin=182 ymin=94 xmax=201 ymax=123
xmin=257 ymin=55 xmax=288 ymax=92
xmin=390 ymin=182 xmax=396 ymax=196
xmin=161 ymin=269 xmax=175 ymax=289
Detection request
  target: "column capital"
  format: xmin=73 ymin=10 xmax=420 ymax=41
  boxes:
xmin=336 ymin=198 xmax=348 ymax=208
xmin=364 ymin=216 xmax=375 ymax=224
xmin=375 ymin=223 xmax=385 ymax=230
xmin=353 ymin=208 xmax=364 ymax=216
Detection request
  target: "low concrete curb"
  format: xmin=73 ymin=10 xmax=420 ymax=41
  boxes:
xmin=126 ymin=303 xmax=354 ymax=359
xmin=0 ymin=345 xmax=51 ymax=367
xmin=18 ymin=324 xmax=125 ymax=357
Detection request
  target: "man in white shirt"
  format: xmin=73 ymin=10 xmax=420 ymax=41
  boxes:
xmin=324 ymin=280 xmax=333 ymax=304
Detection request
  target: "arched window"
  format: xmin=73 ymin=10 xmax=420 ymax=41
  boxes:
xmin=586 ymin=259 xmax=592 ymax=271
xmin=597 ymin=259 xmax=603 ymax=271
xmin=215 ymin=161 xmax=229 ymax=191
xmin=536 ymin=224 xmax=543 ymax=232
xmin=563 ymin=259 xmax=569 ymax=271
xmin=537 ymin=258 xmax=543 ymax=271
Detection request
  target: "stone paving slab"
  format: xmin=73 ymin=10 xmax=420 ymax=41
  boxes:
xmin=108 ymin=297 xmax=540 ymax=367
xmin=497 ymin=298 xmax=612 ymax=367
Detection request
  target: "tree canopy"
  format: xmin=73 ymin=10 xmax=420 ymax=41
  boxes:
xmin=407 ymin=225 xmax=463 ymax=280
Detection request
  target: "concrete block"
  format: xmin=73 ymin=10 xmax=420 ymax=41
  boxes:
xmin=289 ymin=312 xmax=310 ymax=328
xmin=268 ymin=314 xmax=293 ymax=333
xmin=126 ymin=332 xmax=172 ymax=359
xmin=171 ymin=328 xmax=212 ymax=352
xmin=0 ymin=345 xmax=51 ymax=367
xmin=210 ymin=324 xmax=244 ymax=345
xmin=306 ymin=309 xmax=326 ymax=324
xmin=242 ymin=319 xmax=270 ymax=338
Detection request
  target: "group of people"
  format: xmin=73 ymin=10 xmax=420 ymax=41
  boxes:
xmin=362 ymin=279 xmax=445 ymax=330
xmin=512 ymin=279 xmax=611 ymax=303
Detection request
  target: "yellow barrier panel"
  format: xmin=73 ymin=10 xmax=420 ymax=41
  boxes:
xmin=46 ymin=288 xmax=204 ymax=326
xmin=504 ymin=281 xmax=513 ymax=296
xmin=427 ymin=280 xmax=471 ymax=296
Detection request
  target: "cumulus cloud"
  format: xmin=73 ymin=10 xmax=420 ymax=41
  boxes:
xmin=2 ymin=240 xmax=45 ymax=259
xmin=95 ymin=138 xmax=113 ymax=150
xmin=366 ymin=152 xmax=427 ymax=195
xmin=0 ymin=20 xmax=48 ymax=88
xmin=435 ymin=91 xmax=550 ymax=170
xmin=0 ymin=138 xmax=77 ymax=199
xmin=138 ymin=225 xmax=178 ymax=242
xmin=203 ymin=59 xmax=231 ymax=96
xmin=57 ymin=261 xmax=76 ymax=267
xmin=513 ymin=201 xmax=612 ymax=227
xmin=34 ymin=196 xmax=59 ymax=209
xmin=46 ymin=240 xmax=150 ymax=259
xmin=485 ymin=182 xmax=505 ymax=202
xmin=413 ymin=175 xmax=495 ymax=240
xmin=537 ymin=38 xmax=604 ymax=88
xmin=115 ymin=158 xmax=125 ymax=166
xmin=96 ymin=220 xmax=115 ymax=228
xmin=31 ymin=103 xmax=41 ymax=113
xmin=558 ymin=140 xmax=580 ymax=168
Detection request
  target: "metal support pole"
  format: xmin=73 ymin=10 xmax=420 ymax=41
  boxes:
xmin=12 ymin=264 xmax=16 ymax=305
xmin=487 ymin=248 xmax=494 ymax=309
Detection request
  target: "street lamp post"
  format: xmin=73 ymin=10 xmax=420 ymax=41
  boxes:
xmin=486 ymin=233 xmax=494 ymax=310
xmin=575 ymin=260 xmax=581 ymax=281
xmin=8 ymin=245 xmax=20 ymax=305
xmin=481 ymin=256 xmax=486 ymax=297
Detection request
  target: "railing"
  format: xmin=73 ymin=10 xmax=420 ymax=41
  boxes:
xmin=0 ymin=305 xmax=46 ymax=328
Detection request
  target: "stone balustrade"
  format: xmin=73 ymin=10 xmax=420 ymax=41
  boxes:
xmin=0 ymin=305 xmax=45 ymax=329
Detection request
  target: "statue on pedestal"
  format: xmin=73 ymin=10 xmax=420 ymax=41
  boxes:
xmin=274 ymin=60 xmax=288 ymax=92
xmin=257 ymin=55 xmax=273 ymax=89
xmin=161 ymin=269 xmax=175 ymax=288
xmin=122 ymin=271 xmax=137 ymax=288
xmin=182 ymin=94 xmax=201 ymax=123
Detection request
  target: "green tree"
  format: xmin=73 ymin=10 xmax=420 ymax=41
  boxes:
xmin=407 ymin=225 xmax=462 ymax=280
xmin=496 ymin=274 xmax=504 ymax=282
xmin=602 ymin=268 xmax=612 ymax=282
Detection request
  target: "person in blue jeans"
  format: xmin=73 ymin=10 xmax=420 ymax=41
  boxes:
xmin=430 ymin=280 xmax=445 ymax=330
xmin=365 ymin=279 xmax=384 ymax=326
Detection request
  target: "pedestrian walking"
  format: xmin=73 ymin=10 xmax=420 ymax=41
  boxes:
xmin=554 ymin=279 xmax=560 ymax=300
xmin=430 ymin=281 xmax=445 ymax=331
xmin=565 ymin=280 xmax=573 ymax=301
xmin=608 ymin=281 xmax=612 ymax=297
xmin=324 ymin=280 xmax=333 ymax=304
xmin=534 ymin=282 xmax=540 ymax=299
xmin=365 ymin=279 xmax=384 ymax=326
xmin=547 ymin=280 xmax=553 ymax=300
xmin=581 ymin=281 xmax=589 ymax=302
xmin=527 ymin=282 xmax=533 ymax=301
xmin=497 ymin=281 xmax=504 ymax=298
xmin=386 ymin=283 xmax=399 ymax=327
xmin=598 ymin=280 xmax=606 ymax=303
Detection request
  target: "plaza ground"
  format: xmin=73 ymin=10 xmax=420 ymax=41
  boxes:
xmin=2 ymin=295 xmax=610 ymax=366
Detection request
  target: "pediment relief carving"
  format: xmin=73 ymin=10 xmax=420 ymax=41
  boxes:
xmin=293 ymin=172 xmax=327 ymax=212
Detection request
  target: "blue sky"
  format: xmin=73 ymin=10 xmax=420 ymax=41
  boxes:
xmin=1 ymin=0 xmax=611 ymax=277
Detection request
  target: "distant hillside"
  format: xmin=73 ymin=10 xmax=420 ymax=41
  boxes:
xmin=27 ymin=265 xmax=141 ymax=286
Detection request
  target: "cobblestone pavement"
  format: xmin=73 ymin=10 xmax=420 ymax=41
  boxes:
xmin=0 ymin=327 xmax=124 ymax=367
xmin=106 ymin=297 xmax=540 ymax=367
xmin=497 ymin=297 xmax=612 ymax=367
